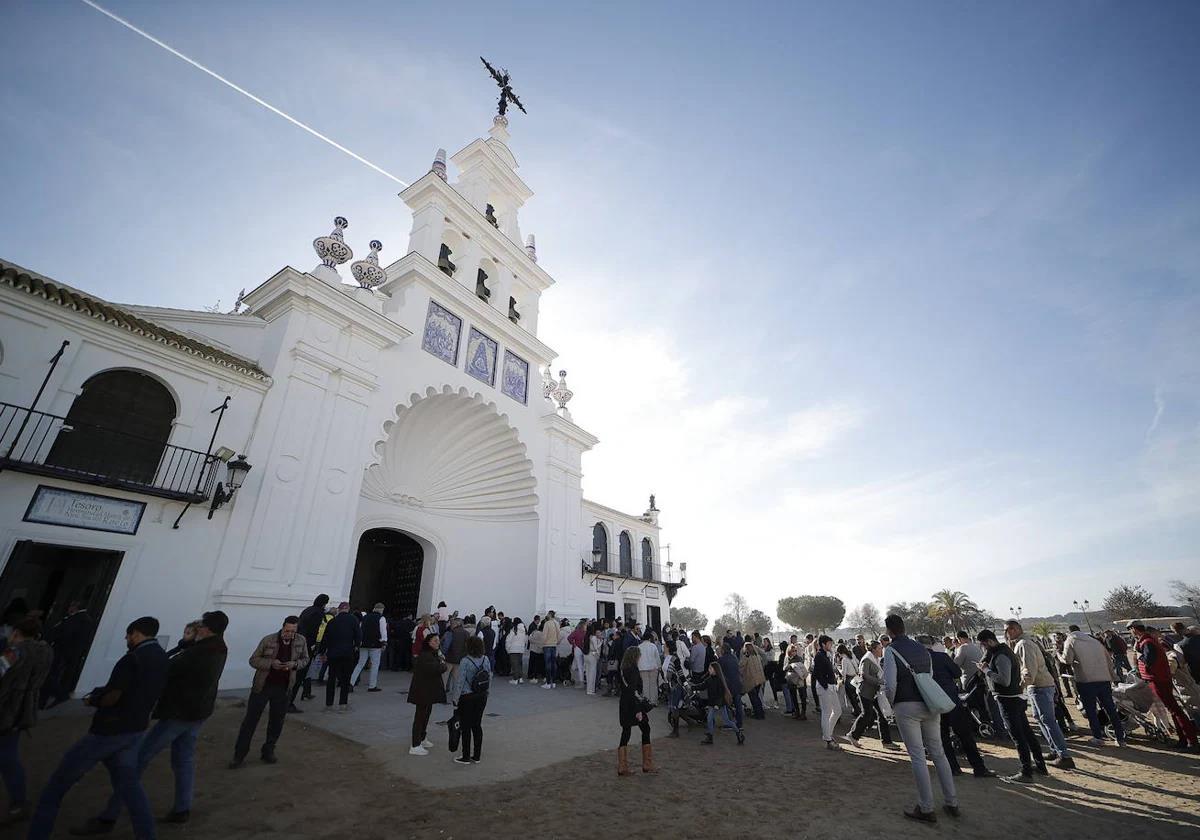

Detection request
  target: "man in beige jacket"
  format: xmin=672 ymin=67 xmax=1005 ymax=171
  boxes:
xmin=231 ymin=616 xmax=309 ymax=768
xmin=1005 ymin=620 xmax=1073 ymax=769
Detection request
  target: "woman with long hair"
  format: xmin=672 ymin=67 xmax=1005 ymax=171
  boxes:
xmin=527 ymin=618 xmax=544 ymax=684
xmin=506 ymin=618 xmax=527 ymax=684
xmin=448 ymin=636 xmax=492 ymax=765
xmin=617 ymin=646 xmax=656 ymax=776
xmin=584 ymin=624 xmax=604 ymax=695
xmin=837 ymin=642 xmax=862 ymax=717
xmin=408 ymin=632 xmax=446 ymax=756
xmin=739 ymin=641 xmax=766 ymax=720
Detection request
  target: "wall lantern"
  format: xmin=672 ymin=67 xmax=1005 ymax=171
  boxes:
xmin=208 ymin=454 xmax=252 ymax=519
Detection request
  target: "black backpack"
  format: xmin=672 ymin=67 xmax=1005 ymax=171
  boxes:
xmin=467 ymin=658 xmax=491 ymax=695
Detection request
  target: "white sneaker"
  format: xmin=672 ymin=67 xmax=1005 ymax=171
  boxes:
xmin=510 ymin=679 xmax=518 ymax=685
xmin=543 ymin=683 xmax=553 ymax=690
xmin=841 ymin=734 xmax=861 ymax=748
xmin=408 ymin=746 xmax=428 ymax=756
xmin=421 ymin=739 xmax=434 ymax=749
xmin=517 ymin=679 xmax=524 ymax=684
xmin=552 ymin=683 xmax=557 ymax=689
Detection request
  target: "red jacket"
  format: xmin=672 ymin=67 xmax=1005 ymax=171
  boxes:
xmin=1136 ymin=635 xmax=1170 ymax=682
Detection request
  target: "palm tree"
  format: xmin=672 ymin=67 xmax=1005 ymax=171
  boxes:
xmin=928 ymin=590 xmax=982 ymax=632
xmin=1030 ymin=620 xmax=1057 ymax=642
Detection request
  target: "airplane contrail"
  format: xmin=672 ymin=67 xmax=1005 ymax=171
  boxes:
xmin=79 ymin=0 xmax=409 ymax=187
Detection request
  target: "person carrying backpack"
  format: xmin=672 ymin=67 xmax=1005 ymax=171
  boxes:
xmin=448 ymin=636 xmax=491 ymax=765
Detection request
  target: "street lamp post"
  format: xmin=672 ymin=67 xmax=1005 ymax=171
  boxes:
xmin=1072 ymin=599 xmax=1093 ymax=633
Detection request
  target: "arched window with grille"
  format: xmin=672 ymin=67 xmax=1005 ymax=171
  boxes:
xmin=619 ymin=531 xmax=633 ymax=577
xmin=591 ymin=522 xmax=609 ymax=573
xmin=641 ymin=537 xmax=653 ymax=580
xmin=46 ymin=370 xmax=177 ymax=485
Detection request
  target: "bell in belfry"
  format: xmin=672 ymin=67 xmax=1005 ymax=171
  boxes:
xmin=475 ymin=268 xmax=492 ymax=301
xmin=485 ymin=204 xmax=499 ymax=228
xmin=438 ymin=243 xmax=456 ymax=276
xmin=508 ymin=296 xmax=521 ymax=323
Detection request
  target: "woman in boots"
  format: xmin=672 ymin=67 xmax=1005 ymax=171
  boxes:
xmin=617 ymin=646 xmax=655 ymax=775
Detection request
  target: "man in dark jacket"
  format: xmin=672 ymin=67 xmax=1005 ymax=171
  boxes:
xmin=1178 ymin=625 xmax=1200 ymax=682
xmin=395 ymin=614 xmax=415 ymax=671
xmin=28 ymin=616 xmax=168 ymax=840
xmin=920 ymin=635 xmax=994 ymax=778
xmin=319 ymin=603 xmax=360 ymax=709
xmin=75 ymin=611 xmax=229 ymax=833
xmin=443 ymin=618 xmax=469 ymax=689
xmin=977 ymin=628 xmax=1047 ymax=783
xmin=351 ymin=604 xmax=387 ymax=692
xmin=41 ymin=601 xmax=93 ymax=709
xmin=291 ymin=594 xmax=329 ymax=707
xmin=717 ymin=643 xmax=745 ymax=736
xmin=0 ymin=617 xmax=53 ymax=824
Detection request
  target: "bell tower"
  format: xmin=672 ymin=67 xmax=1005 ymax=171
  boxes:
xmin=398 ymin=114 xmax=551 ymax=336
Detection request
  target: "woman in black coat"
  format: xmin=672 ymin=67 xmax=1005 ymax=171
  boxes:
xmin=408 ymin=633 xmax=446 ymax=755
xmin=617 ymin=646 xmax=655 ymax=776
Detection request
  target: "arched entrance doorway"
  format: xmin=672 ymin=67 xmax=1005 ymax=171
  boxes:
xmin=350 ymin=528 xmax=424 ymax=617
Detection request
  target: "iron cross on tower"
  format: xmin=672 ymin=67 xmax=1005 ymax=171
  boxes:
xmin=480 ymin=57 xmax=527 ymax=117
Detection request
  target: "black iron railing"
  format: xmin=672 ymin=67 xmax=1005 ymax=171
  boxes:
xmin=585 ymin=555 xmax=685 ymax=587
xmin=0 ymin=402 xmax=219 ymax=502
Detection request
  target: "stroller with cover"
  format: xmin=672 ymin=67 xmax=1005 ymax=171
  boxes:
xmin=1112 ymin=678 xmax=1173 ymax=744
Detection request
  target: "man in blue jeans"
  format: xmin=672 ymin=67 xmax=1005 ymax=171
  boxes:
xmin=72 ymin=611 xmax=229 ymax=834
xmin=28 ymin=616 xmax=169 ymax=840
xmin=1006 ymin=620 xmax=1075 ymax=770
xmin=1062 ymin=624 xmax=1126 ymax=746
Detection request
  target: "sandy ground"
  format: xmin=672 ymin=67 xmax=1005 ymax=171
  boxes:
xmin=11 ymin=692 xmax=1200 ymax=840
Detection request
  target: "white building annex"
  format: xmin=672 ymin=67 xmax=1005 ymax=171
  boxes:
xmin=0 ymin=113 xmax=686 ymax=691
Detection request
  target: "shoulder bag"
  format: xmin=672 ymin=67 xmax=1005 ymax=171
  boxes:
xmin=888 ymin=647 xmax=955 ymax=715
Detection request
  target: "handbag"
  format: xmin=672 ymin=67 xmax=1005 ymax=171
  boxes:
xmin=887 ymin=647 xmax=955 ymax=715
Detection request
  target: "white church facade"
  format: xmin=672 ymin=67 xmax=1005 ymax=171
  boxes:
xmin=0 ymin=115 xmax=685 ymax=690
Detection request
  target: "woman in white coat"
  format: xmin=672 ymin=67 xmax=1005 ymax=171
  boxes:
xmin=506 ymin=618 xmax=528 ymax=684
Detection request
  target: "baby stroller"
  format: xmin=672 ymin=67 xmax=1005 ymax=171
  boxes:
xmin=960 ymin=682 xmax=995 ymax=739
xmin=1112 ymin=678 xmax=1173 ymax=744
xmin=667 ymin=671 xmax=707 ymax=732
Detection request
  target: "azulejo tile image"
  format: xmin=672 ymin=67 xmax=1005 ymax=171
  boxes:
xmin=465 ymin=327 xmax=498 ymax=386
xmin=501 ymin=350 xmax=529 ymax=404
xmin=422 ymin=300 xmax=462 ymax=365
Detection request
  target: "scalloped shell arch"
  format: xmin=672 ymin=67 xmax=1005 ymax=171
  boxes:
xmin=362 ymin=387 xmax=537 ymax=521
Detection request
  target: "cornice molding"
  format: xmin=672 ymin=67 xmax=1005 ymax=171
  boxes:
xmin=242 ymin=267 xmax=411 ymax=349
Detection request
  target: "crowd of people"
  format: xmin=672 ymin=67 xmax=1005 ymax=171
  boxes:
xmin=1 ymin=593 xmax=1198 ymax=835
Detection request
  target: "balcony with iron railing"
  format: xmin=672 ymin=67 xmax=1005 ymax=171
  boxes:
xmin=0 ymin=402 xmax=220 ymax=503
xmin=583 ymin=552 xmax=687 ymax=589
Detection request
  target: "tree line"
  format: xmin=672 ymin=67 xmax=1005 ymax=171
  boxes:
xmin=666 ymin=579 xmax=1199 ymax=638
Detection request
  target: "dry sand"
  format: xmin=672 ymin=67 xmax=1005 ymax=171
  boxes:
xmin=12 ymin=700 xmax=1200 ymax=840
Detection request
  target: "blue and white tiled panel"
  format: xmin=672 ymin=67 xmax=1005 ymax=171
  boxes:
xmin=421 ymin=300 xmax=462 ymax=365
xmin=422 ymin=299 xmax=530 ymax=404
xmin=465 ymin=327 xmax=498 ymax=387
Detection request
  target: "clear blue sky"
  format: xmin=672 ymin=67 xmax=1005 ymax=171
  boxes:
xmin=2 ymin=1 xmax=1197 ymax=623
